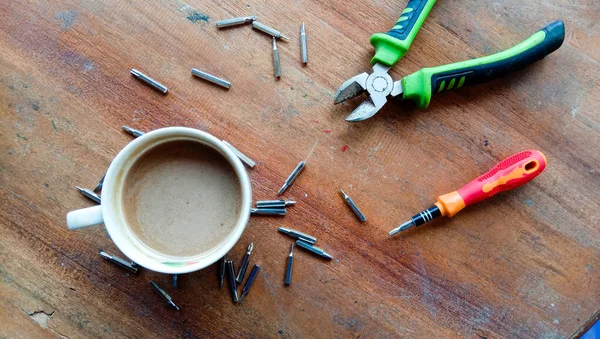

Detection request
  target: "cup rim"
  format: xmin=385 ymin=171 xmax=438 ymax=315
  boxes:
xmin=102 ymin=127 xmax=252 ymax=274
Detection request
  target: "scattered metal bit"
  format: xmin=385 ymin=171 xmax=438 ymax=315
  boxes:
xmin=76 ymin=186 xmax=101 ymax=204
xmin=99 ymin=250 xmax=139 ymax=273
xmin=149 ymin=280 xmax=179 ymax=311
xmin=93 ymin=173 xmax=105 ymax=193
xmin=218 ymin=256 xmax=226 ymax=289
xmin=130 ymin=69 xmax=168 ymax=94
xmin=272 ymin=37 xmax=281 ymax=78
xmin=339 ymin=189 xmax=367 ymax=222
xmin=256 ymin=200 xmax=296 ymax=208
xmin=277 ymin=227 xmax=316 ymax=244
xmin=250 ymin=207 xmax=286 ymax=216
xmin=285 ymin=243 xmax=294 ymax=285
xmin=172 ymin=274 xmax=178 ymax=287
xmin=191 ymin=68 xmax=231 ymax=89
xmin=222 ymin=140 xmax=255 ymax=168
xmin=278 ymin=161 xmax=306 ymax=195
xmin=236 ymin=243 xmax=254 ymax=283
xmin=252 ymin=21 xmax=289 ymax=41
xmin=216 ymin=15 xmax=256 ymax=28
xmin=296 ymin=240 xmax=333 ymax=260
xmin=239 ymin=264 xmax=260 ymax=303
xmin=122 ymin=125 xmax=144 ymax=138
xmin=300 ymin=22 xmax=308 ymax=64
xmin=226 ymin=260 xmax=239 ymax=303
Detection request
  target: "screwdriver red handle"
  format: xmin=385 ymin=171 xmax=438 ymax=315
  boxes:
xmin=435 ymin=150 xmax=547 ymax=217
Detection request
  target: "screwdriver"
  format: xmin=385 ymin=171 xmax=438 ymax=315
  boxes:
xmin=390 ymin=150 xmax=547 ymax=235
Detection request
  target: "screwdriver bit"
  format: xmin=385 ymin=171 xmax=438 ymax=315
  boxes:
xmin=93 ymin=173 xmax=106 ymax=193
xmin=285 ymin=243 xmax=294 ymax=285
xmin=76 ymin=186 xmax=101 ymax=204
xmin=149 ymin=280 xmax=179 ymax=311
xmin=239 ymin=264 xmax=260 ymax=303
xmin=300 ymin=23 xmax=308 ymax=64
xmin=256 ymin=200 xmax=296 ymax=208
xmin=339 ymin=189 xmax=367 ymax=222
xmin=252 ymin=21 xmax=289 ymax=41
xmin=226 ymin=260 xmax=239 ymax=303
xmin=218 ymin=256 xmax=226 ymax=288
xmin=122 ymin=125 xmax=144 ymax=138
xmin=192 ymin=68 xmax=231 ymax=89
xmin=130 ymin=69 xmax=168 ymax=94
xmin=216 ymin=15 xmax=256 ymax=28
xmin=278 ymin=161 xmax=306 ymax=195
xmin=99 ymin=250 xmax=138 ymax=273
xmin=277 ymin=227 xmax=316 ymax=244
xmin=296 ymin=240 xmax=333 ymax=260
xmin=222 ymin=140 xmax=256 ymax=168
xmin=250 ymin=207 xmax=286 ymax=216
xmin=236 ymin=243 xmax=254 ymax=283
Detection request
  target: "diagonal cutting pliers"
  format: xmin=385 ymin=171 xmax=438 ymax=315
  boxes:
xmin=334 ymin=0 xmax=565 ymax=122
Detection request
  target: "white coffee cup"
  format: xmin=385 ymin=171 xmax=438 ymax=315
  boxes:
xmin=66 ymin=127 xmax=252 ymax=274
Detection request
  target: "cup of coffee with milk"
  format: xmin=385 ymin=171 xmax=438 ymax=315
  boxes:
xmin=66 ymin=127 xmax=252 ymax=274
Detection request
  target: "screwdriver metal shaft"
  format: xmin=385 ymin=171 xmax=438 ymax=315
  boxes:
xmin=278 ymin=161 xmax=306 ymax=195
xmin=130 ymin=69 xmax=168 ymax=94
xmin=76 ymin=186 xmax=101 ymax=204
xmin=239 ymin=264 xmax=260 ymax=303
xmin=226 ymin=260 xmax=239 ymax=303
xmin=236 ymin=243 xmax=254 ymax=283
xmin=339 ymin=189 xmax=367 ymax=222
xmin=272 ymin=37 xmax=281 ymax=78
xmin=99 ymin=250 xmax=138 ymax=273
xmin=300 ymin=23 xmax=308 ymax=64
xmin=296 ymin=240 xmax=333 ymax=260
xmin=149 ymin=280 xmax=179 ymax=311
xmin=218 ymin=256 xmax=226 ymax=288
xmin=216 ymin=15 xmax=256 ymax=28
xmin=277 ymin=227 xmax=317 ymax=244
xmin=285 ymin=243 xmax=294 ymax=285
xmin=122 ymin=125 xmax=144 ymax=138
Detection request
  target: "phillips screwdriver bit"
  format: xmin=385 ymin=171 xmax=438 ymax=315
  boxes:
xmin=149 ymin=280 xmax=179 ymax=311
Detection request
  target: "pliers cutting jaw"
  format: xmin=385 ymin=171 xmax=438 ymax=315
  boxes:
xmin=334 ymin=63 xmax=403 ymax=122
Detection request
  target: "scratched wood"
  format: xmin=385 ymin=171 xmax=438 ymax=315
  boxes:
xmin=1 ymin=0 xmax=599 ymax=338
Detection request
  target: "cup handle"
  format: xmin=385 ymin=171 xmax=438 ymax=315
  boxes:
xmin=66 ymin=205 xmax=104 ymax=230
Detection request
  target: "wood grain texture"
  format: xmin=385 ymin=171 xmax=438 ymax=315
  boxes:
xmin=1 ymin=0 xmax=599 ymax=338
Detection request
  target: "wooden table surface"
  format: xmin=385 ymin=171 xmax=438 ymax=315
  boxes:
xmin=1 ymin=0 xmax=599 ymax=338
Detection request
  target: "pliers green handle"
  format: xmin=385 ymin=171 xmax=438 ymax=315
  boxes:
xmin=334 ymin=0 xmax=565 ymax=122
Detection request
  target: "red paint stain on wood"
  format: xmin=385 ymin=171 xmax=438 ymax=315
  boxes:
xmin=341 ymin=145 xmax=348 ymax=152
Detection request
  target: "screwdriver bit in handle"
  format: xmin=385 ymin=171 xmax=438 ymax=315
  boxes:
xmin=390 ymin=150 xmax=548 ymax=235
xmin=236 ymin=243 xmax=254 ymax=283
xmin=278 ymin=161 xmax=306 ymax=195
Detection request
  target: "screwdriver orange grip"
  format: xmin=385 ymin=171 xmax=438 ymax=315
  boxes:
xmin=434 ymin=150 xmax=547 ymax=217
